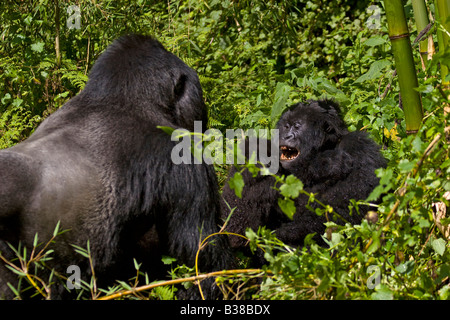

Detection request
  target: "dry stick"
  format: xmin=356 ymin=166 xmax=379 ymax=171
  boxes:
xmin=97 ymin=269 xmax=265 ymax=301
xmin=364 ymin=132 xmax=443 ymax=252
xmin=194 ymin=231 xmax=254 ymax=300
xmin=97 ymin=231 xmax=260 ymax=301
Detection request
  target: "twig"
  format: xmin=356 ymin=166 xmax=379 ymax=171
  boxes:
xmin=194 ymin=231 xmax=253 ymax=300
xmin=96 ymin=269 xmax=266 ymax=301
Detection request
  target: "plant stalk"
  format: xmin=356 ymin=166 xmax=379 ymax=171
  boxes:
xmin=54 ymin=0 xmax=61 ymax=67
xmin=412 ymin=0 xmax=434 ymax=68
xmin=384 ymin=0 xmax=424 ymax=134
xmin=435 ymin=0 xmax=450 ymax=88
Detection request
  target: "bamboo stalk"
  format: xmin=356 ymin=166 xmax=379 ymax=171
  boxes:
xmin=435 ymin=0 xmax=450 ymax=88
xmin=384 ymin=0 xmax=424 ymax=134
xmin=54 ymin=0 xmax=61 ymax=67
xmin=412 ymin=0 xmax=433 ymax=68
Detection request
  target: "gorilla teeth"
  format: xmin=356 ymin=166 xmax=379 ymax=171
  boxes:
xmin=280 ymin=146 xmax=299 ymax=161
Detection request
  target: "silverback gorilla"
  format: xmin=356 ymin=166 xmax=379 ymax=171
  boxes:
xmin=221 ymin=99 xmax=387 ymax=258
xmin=0 ymin=34 xmax=232 ymax=299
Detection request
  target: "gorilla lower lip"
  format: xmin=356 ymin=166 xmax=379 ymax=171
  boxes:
xmin=280 ymin=145 xmax=299 ymax=161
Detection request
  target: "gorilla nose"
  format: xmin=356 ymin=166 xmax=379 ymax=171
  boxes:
xmin=281 ymin=133 xmax=295 ymax=143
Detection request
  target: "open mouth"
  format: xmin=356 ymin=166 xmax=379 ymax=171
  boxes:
xmin=280 ymin=145 xmax=299 ymax=161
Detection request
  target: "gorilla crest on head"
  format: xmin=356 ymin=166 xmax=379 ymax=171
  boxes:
xmin=0 ymin=34 xmax=232 ymax=299
xmin=78 ymin=34 xmax=206 ymax=132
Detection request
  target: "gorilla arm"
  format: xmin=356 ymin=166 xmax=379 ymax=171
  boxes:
xmin=0 ymin=151 xmax=38 ymax=242
xmin=0 ymin=132 xmax=102 ymax=249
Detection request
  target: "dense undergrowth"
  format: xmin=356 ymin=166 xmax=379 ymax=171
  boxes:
xmin=0 ymin=0 xmax=449 ymax=299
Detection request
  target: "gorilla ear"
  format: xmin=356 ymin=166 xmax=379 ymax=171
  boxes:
xmin=323 ymin=121 xmax=337 ymax=135
xmin=172 ymin=72 xmax=207 ymax=132
xmin=174 ymin=74 xmax=188 ymax=102
xmin=317 ymin=99 xmax=341 ymax=117
xmin=318 ymin=99 xmax=347 ymax=136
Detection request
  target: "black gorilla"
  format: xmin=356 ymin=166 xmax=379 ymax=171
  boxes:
xmin=221 ymin=99 xmax=387 ymax=254
xmin=0 ymin=34 xmax=232 ymax=299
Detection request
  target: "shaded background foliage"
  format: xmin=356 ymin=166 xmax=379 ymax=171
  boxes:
xmin=0 ymin=0 xmax=449 ymax=300
xmin=1 ymin=0 xmax=374 ymax=144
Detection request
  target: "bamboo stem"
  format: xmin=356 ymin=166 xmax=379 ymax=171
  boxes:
xmin=412 ymin=0 xmax=433 ymax=68
xmin=54 ymin=0 xmax=61 ymax=67
xmin=435 ymin=0 xmax=450 ymax=88
xmin=384 ymin=0 xmax=424 ymax=134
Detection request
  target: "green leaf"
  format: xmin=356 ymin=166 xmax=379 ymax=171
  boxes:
xmin=116 ymin=281 xmax=132 ymax=290
xmin=279 ymin=175 xmax=303 ymax=199
xmin=431 ymin=238 xmax=446 ymax=256
xmin=395 ymin=260 xmax=415 ymax=274
xmin=53 ymin=221 xmax=61 ymax=237
xmin=355 ymin=59 xmax=391 ymax=83
xmin=31 ymin=42 xmax=44 ymax=53
xmin=33 ymin=233 xmax=39 ymax=248
xmin=315 ymin=77 xmax=345 ymax=95
xmin=278 ymin=198 xmax=296 ymax=220
xmin=411 ymin=136 xmax=425 ymax=153
xmin=157 ymin=126 xmax=175 ymax=135
xmin=6 ymin=283 xmax=21 ymax=297
xmin=71 ymin=244 xmax=90 ymax=258
xmin=317 ymin=275 xmax=330 ymax=292
xmin=366 ymin=234 xmax=381 ymax=254
xmin=161 ymin=256 xmax=177 ymax=265
xmin=228 ymin=171 xmax=244 ymax=198
xmin=271 ymin=82 xmax=291 ymax=124
xmin=5 ymin=265 xmax=26 ymax=276
xmin=398 ymin=159 xmax=416 ymax=172
xmin=371 ymin=285 xmax=394 ymax=300
xmin=133 ymin=258 xmax=142 ymax=270
xmin=363 ymin=36 xmax=386 ymax=47
xmin=328 ymin=232 xmax=343 ymax=247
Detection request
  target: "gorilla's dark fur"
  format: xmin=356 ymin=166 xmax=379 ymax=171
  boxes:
xmin=221 ymin=99 xmax=387 ymax=256
xmin=0 ymin=35 xmax=232 ymax=299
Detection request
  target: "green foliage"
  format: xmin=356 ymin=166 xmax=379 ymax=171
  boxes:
xmin=1 ymin=0 xmax=449 ymax=300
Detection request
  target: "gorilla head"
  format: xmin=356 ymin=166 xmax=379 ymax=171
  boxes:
xmin=277 ymin=100 xmax=348 ymax=182
xmin=0 ymin=34 xmax=232 ymax=299
xmin=83 ymin=34 xmax=206 ymax=132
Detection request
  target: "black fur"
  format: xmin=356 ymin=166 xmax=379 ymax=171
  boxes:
xmin=221 ymin=99 xmax=387 ymax=257
xmin=0 ymin=34 xmax=232 ymax=299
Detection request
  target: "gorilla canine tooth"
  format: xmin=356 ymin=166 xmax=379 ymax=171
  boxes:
xmin=280 ymin=145 xmax=299 ymax=161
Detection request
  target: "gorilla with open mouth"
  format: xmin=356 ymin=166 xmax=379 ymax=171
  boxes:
xmin=221 ymin=99 xmax=387 ymax=254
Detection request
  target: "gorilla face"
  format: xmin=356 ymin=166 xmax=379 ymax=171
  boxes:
xmin=276 ymin=100 xmax=347 ymax=174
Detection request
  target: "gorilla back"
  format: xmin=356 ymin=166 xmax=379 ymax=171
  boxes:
xmin=0 ymin=35 xmax=231 ymax=299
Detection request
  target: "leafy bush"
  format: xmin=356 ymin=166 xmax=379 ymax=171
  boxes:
xmin=0 ymin=0 xmax=449 ymax=300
